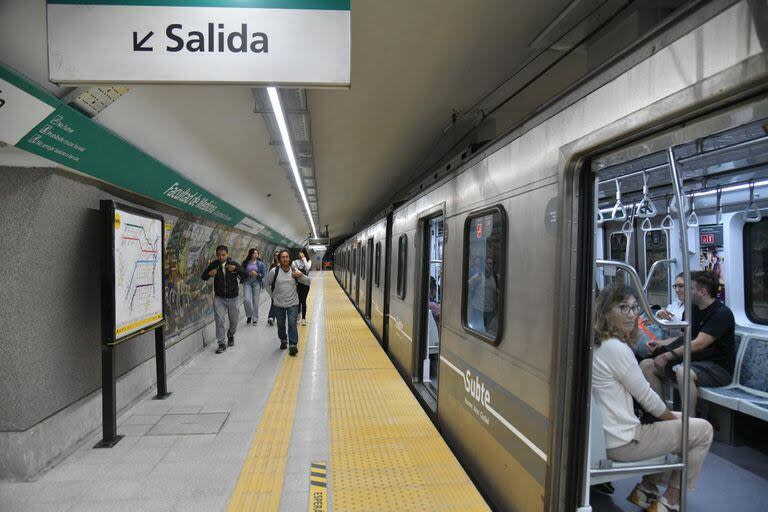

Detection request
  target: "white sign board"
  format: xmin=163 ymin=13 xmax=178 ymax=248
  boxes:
xmin=47 ymin=1 xmax=351 ymax=86
xmin=114 ymin=208 xmax=164 ymax=340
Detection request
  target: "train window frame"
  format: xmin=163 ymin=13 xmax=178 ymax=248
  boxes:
xmin=461 ymin=205 xmax=507 ymax=346
xmin=375 ymin=241 xmax=382 ymax=288
xmin=744 ymin=218 xmax=768 ymax=325
xmin=397 ymin=234 xmax=408 ymax=299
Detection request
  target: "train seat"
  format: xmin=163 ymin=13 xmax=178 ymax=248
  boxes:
xmin=589 ymin=395 xmax=675 ymax=486
xmin=699 ymin=333 xmax=768 ymax=422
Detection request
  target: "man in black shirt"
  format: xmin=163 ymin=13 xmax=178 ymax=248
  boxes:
xmin=641 ymin=271 xmax=735 ymax=415
xmin=201 ymin=245 xmax=249 ymax=354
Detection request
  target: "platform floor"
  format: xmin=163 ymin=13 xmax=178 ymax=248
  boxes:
xmin=0 ymin=272 xmax=488 ymax=512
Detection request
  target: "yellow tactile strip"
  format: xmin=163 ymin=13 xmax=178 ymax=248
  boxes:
xmin=227 ymin=296 xmax=313 ymax=512
xmin=323 ymin=276 xmax=490 ymax=511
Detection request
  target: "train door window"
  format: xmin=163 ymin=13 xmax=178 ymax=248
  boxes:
xmin=361 ymin=246 xmax=367 ymax=280
xmin=397 ymin=234 xmax=408 ymax=299
xmin=608 ymin=231 xmax=627 ymax=263
xmin=745 ymin=218 xmax=768 ymax=324
xmin=420 ymin=216 xmax=444 ymax=397
xmin=375 ymin=241 xmax=382 ymax=287
xmin=462 ymin=206 xmax=506 ymax=344
xmin=644 ymin=229 xmax=669 ymax=308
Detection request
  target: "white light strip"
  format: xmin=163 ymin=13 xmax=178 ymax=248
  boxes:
xmin=599 ymin=179 xmax=768 ymax=214
xmin=308 ymin=244 xmax=327 ymax=250
xmin=267 ymin=87 xmax=318 ymax=238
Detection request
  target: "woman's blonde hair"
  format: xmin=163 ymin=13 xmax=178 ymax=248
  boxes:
xmin=594 ymin=283 xmax=638 ymax=347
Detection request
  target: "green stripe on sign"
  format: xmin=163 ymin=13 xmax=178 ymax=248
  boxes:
xmin=47 ymin=0 xmax=350 ymax=10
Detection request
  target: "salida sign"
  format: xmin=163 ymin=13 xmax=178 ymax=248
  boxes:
xmin=47 ymin=0 xmax=351 ymax=86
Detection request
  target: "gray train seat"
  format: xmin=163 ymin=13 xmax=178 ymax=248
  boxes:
xmin=590 ymin=395 xmax=674 ymax=485
xmin=699 ymin=332 xmax=768 ymax=422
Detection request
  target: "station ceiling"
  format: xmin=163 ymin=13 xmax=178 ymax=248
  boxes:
xmin=2 ymin=0 xmax=591 ymax=243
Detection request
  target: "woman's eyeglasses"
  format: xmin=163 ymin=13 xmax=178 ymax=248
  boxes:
xmin=617 ymin=304 xmax=641 ymax=316
xmin=672 ymin=284 xmax=685 ymax=289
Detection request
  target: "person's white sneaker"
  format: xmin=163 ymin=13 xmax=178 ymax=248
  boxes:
xmin=301 ymin=319 xmax=307 ymax=326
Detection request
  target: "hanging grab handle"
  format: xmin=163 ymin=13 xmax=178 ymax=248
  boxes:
xmin=687 ymin=194 xmax=699 ymax=228
xmin=635 ymin=173 xmax=658 ymax=218
xmin=641 ymin=217 xmax=654 ymax=232
xmin=745 ymin=182 xmax=762 ymax=223
xmin=716 ymin=188 xmax=723 ymax=225
xmin=611 ymin=178 xmax=626 ymax=221
xmin=597 ymin=206 xmax=605 ymax=225
xmin=661 ymin=197 xmax=675 ymax=230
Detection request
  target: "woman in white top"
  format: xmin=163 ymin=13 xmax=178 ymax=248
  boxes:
xmin=592 ymin=283 xmax=713 ymax=512
xmin=657 ymin=273 xmax=686 ymax=322
xmin=293 ymin=249 xmax=312 ymax=326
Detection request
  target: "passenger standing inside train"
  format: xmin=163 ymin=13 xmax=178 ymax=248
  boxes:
xmin=241 ymin=248 xmax=267 ymax=325
xmin=201 ymin=245 xmax=249 ymax=354
xmin=467 ymin=256 xmax=500 ymax=334
xmin=656 ymin=273 xmax=686 ymax=322
xmin=267 ymin=250 xmax=280 ymax=326
xmin=266 ymin=250 xmax=311 ymax=356
xmin=592 ymin=283 xmax=713 ymax=512
xmin=641 ymin=270 xmax=736 ymax=416
xmin=293 ymin=249 xmax=311 ymax=326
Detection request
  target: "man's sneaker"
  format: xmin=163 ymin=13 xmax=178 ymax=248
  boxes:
xmin=301 ymin=318 xmax=307 ymax=326
xmin=267 ymin=318 xmax=274 ymax=326
xmin=646 ymin=497 xmax=679 ymax=512
xmin=228 ymin=337 xmax=235 ymax=347
xmin=280 ymin=340 xmax=288 ymax=350
xmin=215 ymin=344 xmax=226 ymax=354
xmin=627 ymin=483 xmax=659 ymax=509
xmin=253 ymin=319 xmax=258 ymax=325
xmin=246 ymin=317 xmax=251 ymax=325
xmin=289 ymin=345 xmax=298 ymax=356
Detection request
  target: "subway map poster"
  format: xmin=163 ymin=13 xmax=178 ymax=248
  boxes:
xmin=113 ymin=207 xmax=164 ymax=340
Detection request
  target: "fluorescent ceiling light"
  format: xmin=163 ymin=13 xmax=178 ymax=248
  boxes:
xmin=267 ymin=87 xmax=318 ymax=238
xmin=308 ymin=244 xmax=327 ymax=251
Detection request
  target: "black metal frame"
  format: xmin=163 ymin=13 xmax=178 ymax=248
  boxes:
xmin=460 ymin=204 xmax=508 ymax=346
xmin=396 ymin=234 xmax=408 ymax=299
xmin=744 ymin=218 xmax=768 ymax=325
xmin=96 ymin=200 xmax=170 ymax=449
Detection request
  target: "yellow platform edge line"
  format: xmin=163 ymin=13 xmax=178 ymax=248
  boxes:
xmin=322 ymin=274 xmax=490 ymax=511
xmin=226 ymin=294 xmax=314 ymax=512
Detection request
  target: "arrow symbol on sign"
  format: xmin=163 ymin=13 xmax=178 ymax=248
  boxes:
xmin=133 ymin=31 xmax=154 ymax=52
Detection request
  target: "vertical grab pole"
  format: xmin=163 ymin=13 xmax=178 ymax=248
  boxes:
xmin=667 ymin=148 xmax=691 ymax=510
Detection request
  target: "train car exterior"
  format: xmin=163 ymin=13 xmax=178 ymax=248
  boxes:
xmin=334 ymin=1 xmax=768 ymax=510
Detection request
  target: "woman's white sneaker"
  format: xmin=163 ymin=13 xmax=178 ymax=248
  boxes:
xmin=301 ymin=319 xmax=307 ymax=326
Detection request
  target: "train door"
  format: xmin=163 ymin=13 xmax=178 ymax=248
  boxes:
xmin=365 ymin=237 xmax=374 ymax=318
xmin=355 ymin=242 xmax=361 ymax=305
xmin=416 ymin=212 xmax=445 ymax=405
xmin=579 ymin=105 xmax=768 ymax=512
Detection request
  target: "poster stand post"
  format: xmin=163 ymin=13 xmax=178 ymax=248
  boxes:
xmin=153 ymin=326 xmax=171 ymax=400
xmin=95 ymin=343 xmax=122 ymax=448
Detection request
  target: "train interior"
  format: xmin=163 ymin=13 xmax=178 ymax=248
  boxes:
xmin=419 ymin=214 xmax=445 ymax=402
xmin=585 ymin=106 xmax=768 ymax=510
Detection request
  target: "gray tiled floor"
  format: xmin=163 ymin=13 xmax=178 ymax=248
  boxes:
xmin=0 ymin=287 xmax=331 ymax=512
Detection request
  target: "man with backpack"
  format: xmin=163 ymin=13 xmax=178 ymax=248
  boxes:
xmin=201 ymin=245 xmax=249 ymax=354
xmin=266 ymin=250 xmax=311 ymax=356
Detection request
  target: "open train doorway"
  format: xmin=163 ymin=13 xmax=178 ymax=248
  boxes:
xmin=365 ymin=237 xmax=374 ymax=318
xmin=417 ymin=213 xmax=445 ymax=404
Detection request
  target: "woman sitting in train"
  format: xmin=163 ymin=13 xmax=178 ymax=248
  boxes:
xmin=592 ymin=283 xmax=713 ymax=512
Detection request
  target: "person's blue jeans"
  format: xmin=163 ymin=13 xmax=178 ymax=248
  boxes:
xmin=242 ymin=279 xmax=262 ymax=321
xmin=275 ymin=305 xmax=299 ymax=346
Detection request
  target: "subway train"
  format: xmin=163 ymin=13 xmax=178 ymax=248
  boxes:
xmin=333 ymin=2 xmax=768 ymax=511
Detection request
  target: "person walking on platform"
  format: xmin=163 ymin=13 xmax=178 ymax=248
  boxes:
xmin=266 ymin=250 xmax=311 ymax=356
xmin=293 ymin=249 xmax=311 ymax=326
xmin=201 ymin=245 xmax=249 ymax=354
xmin=267 ymin=250 xmax=280 ymax=326
xmin=241 ymin=248 xmax=267 ymax=325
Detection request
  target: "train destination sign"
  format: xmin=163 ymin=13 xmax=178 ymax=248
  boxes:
xmin=46 ymin=0 xmax=351 ymax=86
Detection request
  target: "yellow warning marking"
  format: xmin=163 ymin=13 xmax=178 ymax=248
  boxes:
xmin=321 ymin=274 xmax=490 ymax=511
xmin=227 ymin=296 xmax=313 ymax=512
xmin=309 ymin=461 xmax=328 ymax=512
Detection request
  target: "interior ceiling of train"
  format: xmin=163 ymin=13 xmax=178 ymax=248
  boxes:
xmin=0 ymin=0 xmax=689 ymax=244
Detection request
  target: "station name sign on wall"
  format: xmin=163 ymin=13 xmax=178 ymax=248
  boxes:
xmin=47 ymin=0 xmax=351 ymax=86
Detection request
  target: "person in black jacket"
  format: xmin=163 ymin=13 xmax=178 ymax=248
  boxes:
xmin=201 ymin=245 xmax=249 ymax=354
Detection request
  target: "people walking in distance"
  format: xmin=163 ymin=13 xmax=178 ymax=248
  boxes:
xmin=267 ymin=250 xmax=280 ymax=326
xmin=266 ymin=250 xmax=311 ymax=356
xmin=293 ymin=249 xmax=311 ymax=326
xmin=201 ymin=245 xmax=249 ymax=354
xmin=241 ymin=248 xmax=267 ymax=325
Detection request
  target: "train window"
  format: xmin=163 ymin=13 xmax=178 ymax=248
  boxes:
xmin=745 ymin=218 xmax=768 ymax=324
xmin=644 ymin=230 xmax=669 ymax=307
xmin=397 ymin=234 xmax=408 ymax=299
xmin=462 ymin=206 xmax=506 ymax=344
xmin=361 ymin=246 xmax=367 ymax=280
xmin=375 ymin=241 xmax=382 ymax=287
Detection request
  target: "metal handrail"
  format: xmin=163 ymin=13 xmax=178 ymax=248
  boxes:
xmin=643 ymin=258 xmax=677 ymax=293
xmin=590 ymin=462 xmax=685 ymax=478
xmin=596 ymin=259 xmax=687 ymax=330
xmin=668 ymin=147 xmax=692 ymax=512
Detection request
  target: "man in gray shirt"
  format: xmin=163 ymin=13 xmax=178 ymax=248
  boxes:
xmin=266 ymin=250 xmax=311 ymax=356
